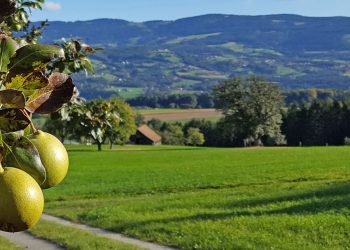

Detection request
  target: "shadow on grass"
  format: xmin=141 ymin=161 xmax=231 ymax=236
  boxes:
xmin=223 ymin=181 xmax=350 ymax=210
xmin=85 ymin=182 xmax=350 ymax=231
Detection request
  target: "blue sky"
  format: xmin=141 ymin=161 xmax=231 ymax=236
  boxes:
xmin=31 ymin=0 xmax=350 ymax=22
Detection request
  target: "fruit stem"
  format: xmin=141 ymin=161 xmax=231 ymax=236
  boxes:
xmin=22 ymin=109 xmax=38 ymax=134
xmin=29 ymin=120 xmax=38 ymax=134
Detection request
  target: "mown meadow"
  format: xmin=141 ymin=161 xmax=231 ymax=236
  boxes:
xmin=42 ymin=145 xmax=350 ymax=249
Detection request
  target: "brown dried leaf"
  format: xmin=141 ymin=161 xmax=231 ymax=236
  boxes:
xmin=25 ymin=73 xmax=75 ymax=114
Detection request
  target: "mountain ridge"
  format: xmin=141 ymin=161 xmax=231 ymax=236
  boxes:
xmin=36 ymin=14 xmax=350 ymax=99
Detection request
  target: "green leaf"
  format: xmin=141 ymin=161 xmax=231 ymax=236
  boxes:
xmin=0 ymin=145 xmax=3 ymax=162
xmin=0 ymin=34 xmax=17 ymax=73
xmin=0 ymin=89 xmax=25 ymax=108
xmin=91 ymin=128 xmax=103 ymax=143
xmin=0 ymin=109 xmax=30 ymax=132
xmin=25 ymin=72 xmax=75 ymax=114
xmin=82 ymin=58 xmax=94 ymax=74
xmin=2 ymin=132 xmax=46 ymax=184
xmin=5 ymin=70 xmax=49 ymax=96
xmin=9 ymin=44 xmax=65 ymax=73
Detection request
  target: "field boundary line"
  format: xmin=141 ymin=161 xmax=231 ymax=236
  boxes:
xmin=0 ymin=230 xmax=65 ymax=250
xmin=42 ymin=214 xmax=177 ymax=250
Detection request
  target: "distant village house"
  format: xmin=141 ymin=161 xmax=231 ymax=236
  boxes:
xmin=131 ymin=125 xmax=162 ymax=145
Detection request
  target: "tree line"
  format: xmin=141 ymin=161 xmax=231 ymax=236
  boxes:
xmin=282 ymin=100 xmax=350 ymax=146
xmin=45 ymin=75 xmax=350 ymax=149
xmin=127 ymin=93 xmax=215 ymax=109
xmin=142 ymin=76 xmax=350 ymax=147
xmin=145 ymin=99 xmax=350 ymax=147
xmin=127 ymin=88 xmax=350 ymax=109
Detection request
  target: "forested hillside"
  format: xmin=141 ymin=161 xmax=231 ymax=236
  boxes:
xmin=38 ymin=14 xmax=350 ymax=98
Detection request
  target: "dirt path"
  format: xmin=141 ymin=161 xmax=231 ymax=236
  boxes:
xmin=0 ymin=214 xmax=176 ymax=250
xmin=0 ymin=231 xmax=65 ymax=250
xmin=42 ymin=214 xmax=177 ymax=250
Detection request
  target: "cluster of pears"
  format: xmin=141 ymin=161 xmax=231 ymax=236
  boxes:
xmin=0 ymin=131 xmax=69 ymax=232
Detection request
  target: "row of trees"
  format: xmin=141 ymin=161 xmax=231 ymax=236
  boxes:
xmin=150 ymin=76 xmax=350 ymax=147
xmin=285 ymin=89 xmax=350 ymax=106
xmin=128 ymin=87 xmax=350 ymax=109
xmin=127 ymin=93 xmax=215 ymax=109
xmin=128 ymin=90 xmax=285 ymax=110
xmin=145 ymin=99 xmax=350 ymax=148
xmin=282 ymin=100 xmax=350 ymax=146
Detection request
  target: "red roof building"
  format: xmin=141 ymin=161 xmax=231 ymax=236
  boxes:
xmin=131 ymin=125 xmax=162 ymax=145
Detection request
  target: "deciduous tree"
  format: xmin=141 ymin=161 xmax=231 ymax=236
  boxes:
xmin=106 ymin=98 xmax=137 ymax=149
xmin=213 ymin=76 xmax=284 ymax=146
xmin=186 ymin=128 xmax=205 ymax=146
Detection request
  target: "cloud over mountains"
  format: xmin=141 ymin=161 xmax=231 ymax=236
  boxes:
xmin=43 ymin=1 xmax=62 ymax=12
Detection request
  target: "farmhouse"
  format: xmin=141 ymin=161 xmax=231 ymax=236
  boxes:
xmin=131 ymin=125 xmax=162 ymax=145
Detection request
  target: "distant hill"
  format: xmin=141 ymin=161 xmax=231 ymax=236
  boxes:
xmin=38 ymin=14 xmax=350 ymax=99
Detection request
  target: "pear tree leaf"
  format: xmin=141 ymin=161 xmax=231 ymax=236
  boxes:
xmin=0 ymin=146 xmax=3 ymax=162
xmin=0 ymin=89 xmax=25 ymax=108
xmin=0 ymin=34 xmax=17 ymax=73
xmin=5 ymin=70 xmax=49 ymax=96
xmin=23 ymin=125 xmax=32 ymax=136
xmin=0 ymin=109 xmax=30 ymax=132
xmin=91 ymin=128 xmax=104 ymax=143
xmin=2 ymin=132 xmax=46 ymax=184
xmin=2 ymin=131 xmax=24 ymax=142
xmin=8 ymin=44 xmax=65 ymax=73
xmin=82 ymin=58 xmax=94 ymax=74
xmin=25 ymin=72 xmax=75 ymax=114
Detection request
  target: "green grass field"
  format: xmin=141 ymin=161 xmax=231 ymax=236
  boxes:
xmin=105 ymin=87 xmax=144 ymax=99
xmin=43 ymin=145 xmax=350 ymax=249
xmin=0 ymin=237 xmax=22 ymax=250
xmin=165 ymin=33 xmax=221 ymax=45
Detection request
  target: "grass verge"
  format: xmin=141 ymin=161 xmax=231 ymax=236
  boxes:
xmin=29 ymin=220 xmax=143 ymax=250
xmin=0 ymin=237 xmax=23 ymax=250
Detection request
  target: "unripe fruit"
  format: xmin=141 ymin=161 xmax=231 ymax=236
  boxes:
xmin=14 ymin=24 xmax=22 ymax=31
xmin=0 ymin=167 xmax=44 ymax=232
xmin=29 ymin=130 xmax=69 ymax=189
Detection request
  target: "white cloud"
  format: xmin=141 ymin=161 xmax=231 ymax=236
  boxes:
xmin=43 ymin=1 xmax=62 ymax=12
